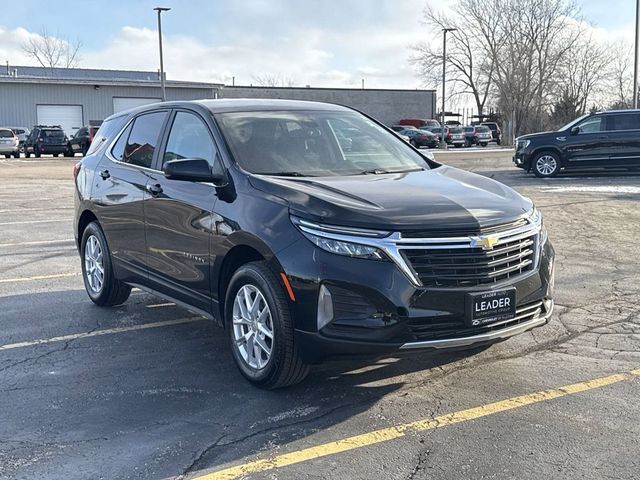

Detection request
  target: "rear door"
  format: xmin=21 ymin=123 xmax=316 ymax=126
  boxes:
xmin=144 ymin=109 xmax=219 ymax=313
xmin=606 ymin=113 xmax=640 ymax=168
xmin=92 ymin=110 xmax=169 ymax=284
xmin=562 ymin=115 xmax=610 ymax=169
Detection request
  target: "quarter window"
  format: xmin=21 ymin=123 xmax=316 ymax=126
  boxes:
xmin=110 ymin=123 xmax=133 ymax=162
xmin=122 ymin=111 xmax=167 ymax=168
xmin=163 ymin=112 xmax=216 ymax=166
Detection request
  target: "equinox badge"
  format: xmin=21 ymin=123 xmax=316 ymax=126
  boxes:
xmin=471 ymin=235 xmax=500 ymax=250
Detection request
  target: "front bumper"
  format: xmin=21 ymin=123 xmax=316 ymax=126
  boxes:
xmin=513 ymin=150 xmax=533 ymax=169
xmin=279 ymin=233 xmax=556 ymax=364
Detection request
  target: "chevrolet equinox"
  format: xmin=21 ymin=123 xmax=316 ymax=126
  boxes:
xmin=74 ymin=99 xmax=555 ymax=388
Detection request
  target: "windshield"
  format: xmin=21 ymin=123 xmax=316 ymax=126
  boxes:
xmin=215 ymin=110 xmax=430 ymax=176
xmin=558 ymin=114 xmax=590 ymax=132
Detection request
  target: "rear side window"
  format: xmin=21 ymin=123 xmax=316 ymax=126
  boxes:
xmin=122 ymin=112 xmax=167 ymax=168
xmin=607 ymin=113 xmax=640 ymax=131
xmin=87 ymin=116 xmax=125 ymax=156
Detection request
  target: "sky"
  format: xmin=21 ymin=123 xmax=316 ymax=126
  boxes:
xmin=0 ymin=0 xmax=636 ymax=90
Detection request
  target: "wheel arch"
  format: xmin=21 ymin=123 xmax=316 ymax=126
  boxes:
xmin=215 ymin=233 xmax=285 ymax=326
xmin=76 ymin=209 xmax=99 ymax=250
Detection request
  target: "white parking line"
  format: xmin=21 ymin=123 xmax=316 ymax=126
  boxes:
xmin=0 ymin=317 xmax=207 ymax=351
xmin=541 ymin=186 xmax=640 ymax=194
xmin=0 ymin=239 xmax=75 ymax=248
xmin=0 ymin=219 xmax=69 ymax=226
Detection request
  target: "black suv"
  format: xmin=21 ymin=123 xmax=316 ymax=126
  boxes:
xmin=68 ymin=125 xmax=99 ymax=156
xmin=24 ymin=125 xmax=70 ymax=158
xmin=74 ymin=100 xmax=555 ymax=388
xmin=514 ymin=110 xmax=640 ymax=177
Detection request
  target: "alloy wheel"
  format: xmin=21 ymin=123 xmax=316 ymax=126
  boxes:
xmin=536 ymin=155 xmax=557 ymax=176
xmin=84 ymin=235 xmax=104 ymax=293
xmin=232 ymin=284 xmax=274 ymax=370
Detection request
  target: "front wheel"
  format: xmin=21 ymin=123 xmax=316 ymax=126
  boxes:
xmin=480 ymin=143 xmax=488 ymax=147
xmin=226 ymin=261 xmax=309 ymax=389
xmin=533 ymin=152 xmax=560 ymax=178
xmin=81 ymin=221 xmax=131 ymax=306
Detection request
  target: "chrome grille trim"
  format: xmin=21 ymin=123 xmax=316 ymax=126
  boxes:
xmin=293 ymin=211 xmax=542 ymax=287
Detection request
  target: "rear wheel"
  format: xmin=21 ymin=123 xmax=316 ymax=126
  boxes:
xmin=3 ymin=154 xmax=9 ymax=159
xmin=81 ymin=221 xmax=131 ymax=306
xmin=533 ymin=152 xmax=560 ymax=178
xmin=13 ymin=151 xmax=19 ymax=158
xmin=53 ymin=153 xmax=59 ymax=157
xmin=226 ymin=261 xmax=309 ymax=389
xmin=34 ymin=146 xmax=41 ymax=158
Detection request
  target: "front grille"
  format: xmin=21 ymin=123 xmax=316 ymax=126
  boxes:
xmin=403 ymin=234 xmax=536 ymax=288
xmin=407 ymin=301 xmax=544 ymax=342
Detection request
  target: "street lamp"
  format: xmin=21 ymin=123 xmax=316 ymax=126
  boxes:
xmin=634 ymin=0 xmax=639 ymax=108
xmin=154 ymin=7 xmax=171 ymax=102
xmin=440 ymin=27 xmax=457 ymax=147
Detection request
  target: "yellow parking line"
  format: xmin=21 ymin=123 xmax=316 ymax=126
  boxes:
xmin=0 ymin=317 xmax=206 ymax=351
xmin=193 ymin=369 xmax=640 ymax=480
xmin=0 ymin=272 xmax=79 ymax=283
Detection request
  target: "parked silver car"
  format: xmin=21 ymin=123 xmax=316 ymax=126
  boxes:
xmin=0 ymin=128 xmax=20 ymax=158
xmin=9 ymin=127 xmax=30 ymax=151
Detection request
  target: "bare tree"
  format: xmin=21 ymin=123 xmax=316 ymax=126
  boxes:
xmin=21 ymin=28 xmax=82 ymax=69
xmin=606 ymin=41 xmax=635 ymax=108
xmin=550 ymin=34 xmax=613 ymax=127
xmin=412 ymin=6 xmax=495 ymax=117
xmin=251 ymin=74 xmax=295 ymax=87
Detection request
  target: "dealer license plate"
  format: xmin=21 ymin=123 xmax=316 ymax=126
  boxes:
xmin=466 ymin=288 xmax=516 ymax=327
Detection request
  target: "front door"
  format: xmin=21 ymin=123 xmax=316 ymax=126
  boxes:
xmin=562 ymin=115 xmax=610 ymax=170
xmin=144 ymin=110 xmax=219 ymax=314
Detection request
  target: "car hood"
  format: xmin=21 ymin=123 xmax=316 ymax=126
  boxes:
xmin=516 ymin=131 xmax=556 ymax=141
xmin=248 ymin=166 xmax=533 ymax=232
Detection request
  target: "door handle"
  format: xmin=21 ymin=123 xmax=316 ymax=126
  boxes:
xmin=99 ymin=169 xmax=110 ymax=180
xmin=147 ymin=183 xmax=163 ymax=196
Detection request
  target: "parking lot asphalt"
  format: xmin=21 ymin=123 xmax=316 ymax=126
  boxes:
xmin=0 ymin=152 xmax=639 ymax=480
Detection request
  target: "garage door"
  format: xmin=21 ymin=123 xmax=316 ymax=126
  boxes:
xmin=113 ymin=97 xmax=161 ymax=114
xmin=36 ymin=105 xmax=83 ymax=137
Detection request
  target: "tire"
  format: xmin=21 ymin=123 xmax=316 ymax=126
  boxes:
xmin=464 ymin=140 xmax=471 ymax=148
xmin=34 ymin=146 xmax=41 ymax=158
xmin=25 ymin=148 xmax=31 ymax=158
xmin=53 ymin=153 xmax=59 ymax=157
xmin=64 ymin=148 xmax=74 ymax=158
xmin=533 ymin=152 xmax=560 ymax=178
xmin=496 ymin=138 xmax=502 ymax=145
xmin=3 ymin=154 xmax=9 ymax=159
xmin=454 ymin=144 xmax=462 ymax=148
xmin=82 ymin=144 xmax=89 ymax=156
xmin=480 ymin=143 xmax=488 ymax=147
xmin=80 ymin=221 xmax=131 ymax=307
xmin=225 ymin=261 xmax=309 ymax=389
xmin=410 ymin=139 xmax=418 ymax=148
xmin=13 ymin=151 xmax=19 ymax=158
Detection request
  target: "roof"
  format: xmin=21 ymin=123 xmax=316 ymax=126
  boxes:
xmin=223 ymin=85 xmax=436 ymax=93
xmin=102 ymin=98 xmax=354 ymax=123
xmin=594 ymin=109 xmax=640 ymax=115
xmin=0 ymin=65 xmax=222 ymax=89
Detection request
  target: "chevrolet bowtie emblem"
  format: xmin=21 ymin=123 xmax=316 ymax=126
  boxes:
xmin=471 ymin=235 xmax=499 ymax=250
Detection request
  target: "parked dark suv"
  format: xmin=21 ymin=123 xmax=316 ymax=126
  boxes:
xmin=68 ymin=125 xmax=100 ymax=156
xmin=24 ymin=125 xmax=69 ymax=157
xmin=74 ymin=99 xmax=555 ymax=388
xmin=514 ymin=110 xmax=640 ymax=177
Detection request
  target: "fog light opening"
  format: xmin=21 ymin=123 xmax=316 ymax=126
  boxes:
xmin=317 ymin=285 xmax=334 ymax=331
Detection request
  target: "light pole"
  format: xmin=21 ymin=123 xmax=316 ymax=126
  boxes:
xmin=154 ymin=7 xmax=171 ymax=102
xmin=634 ymin=0 xmax=639 ymax=108
xmin=440 ymin=27 xmax=457 ymax=147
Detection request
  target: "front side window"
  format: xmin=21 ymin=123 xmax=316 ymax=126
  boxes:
xmin=163 ymin=112 xmax=216 ymax=167
xmin=215 ymin=110 xmax=429 ymax=176
xmin=122 ymin=111 xmax=167 ymax=168
xmin=577 ymin=117 xmax=603 ymax=134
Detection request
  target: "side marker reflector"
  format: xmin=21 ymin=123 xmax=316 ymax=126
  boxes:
xmin=280 ymin=273 xmax=296 ymax=302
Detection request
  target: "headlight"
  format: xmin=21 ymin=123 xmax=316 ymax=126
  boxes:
xmin=516 ymin=139 xmax=530 ymax=151
xmin=303 ymin=232 xmax=387 ymax=260
xmin=528 ymin=207 xmax=548 ymax=245
xmin=291 ymin=216 xmax=389 ymax=260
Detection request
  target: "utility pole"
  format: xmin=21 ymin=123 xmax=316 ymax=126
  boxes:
xmin=635 ymin=0 xmax=639 ymax=108
xmin=441 ymin=27 xmax=457 ymax=147
xmin=154 ymin=7 xmax=171 ymax=102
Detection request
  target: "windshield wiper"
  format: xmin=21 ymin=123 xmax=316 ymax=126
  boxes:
xmin=260 ymin=171 xmax=313 ymax=177
xmin=357 ymin=167 xmax=425 ymax=175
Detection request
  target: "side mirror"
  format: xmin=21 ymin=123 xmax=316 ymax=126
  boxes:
xmin=163 ymin=158 xmax=226 ymax=186
xmin=570 ymin=126 xmax=580 ymax=135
